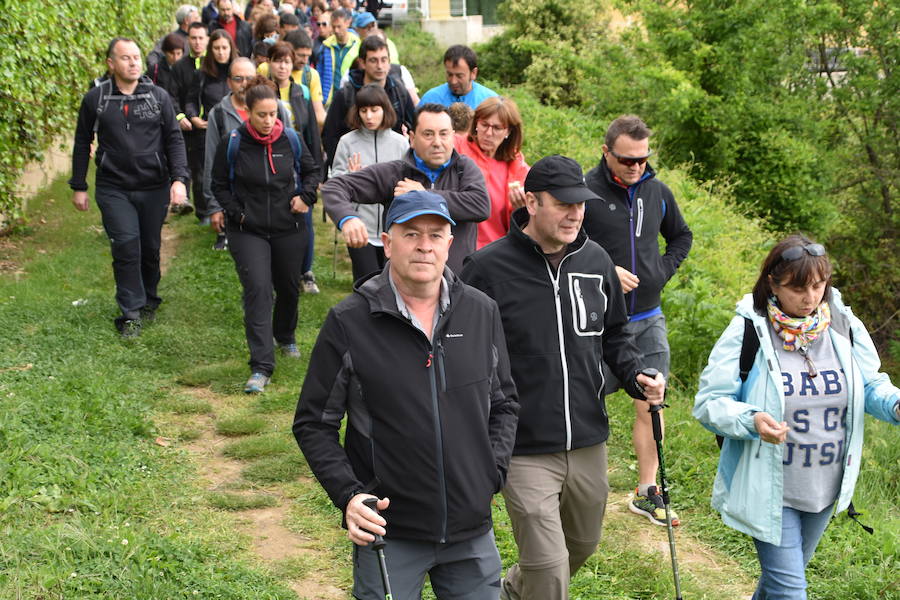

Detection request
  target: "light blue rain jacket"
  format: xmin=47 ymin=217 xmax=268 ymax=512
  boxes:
xmin=693 ymin=290 xmax=899 ymax=545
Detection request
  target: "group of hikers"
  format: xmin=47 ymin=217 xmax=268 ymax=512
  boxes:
xmin=67 ymin=2 xmax=900 ymax=599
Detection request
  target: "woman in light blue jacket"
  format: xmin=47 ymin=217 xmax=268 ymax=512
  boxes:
xmin=694 ymin=234 xmax=899 ymax=600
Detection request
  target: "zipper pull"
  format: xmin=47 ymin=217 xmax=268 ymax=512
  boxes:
xmin=425 ymin=352 xmax=433 ymax=368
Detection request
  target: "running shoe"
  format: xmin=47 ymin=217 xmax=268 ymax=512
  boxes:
xmin=629 ymin=486 xmax=681 ymax=526
xmin=301 ymin=271 xmax=320 ymax=294
xmin=244 ymin=372 xmax=270 ymax=394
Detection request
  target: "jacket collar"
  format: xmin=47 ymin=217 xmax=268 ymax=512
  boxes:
xmin=508 ymin=206 xmax=589 ymax=256
xmin=354 ymin=262 xmax=461 ymax=317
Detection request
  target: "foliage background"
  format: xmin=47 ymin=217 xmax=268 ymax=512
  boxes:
xmin=0 ymin=1 xmax=179 ymax=226
xmin=476 ymin=0 xmax=898 ymax=368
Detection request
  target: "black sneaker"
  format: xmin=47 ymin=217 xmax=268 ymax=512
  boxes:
xmin=213 ymin=234 xmax=228 ymax=251
xmin=139 ymin=306 xmax=157 ymax=323
xmin=115 ymin=318 xmax=142 ymax=339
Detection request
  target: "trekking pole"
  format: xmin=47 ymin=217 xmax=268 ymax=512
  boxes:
xmin=362 ymin=498 xmax=394 ymax=600
xmin=332 ymin=227 xmax=339 ymax=280
xmin=640 ymin=367 xmax=683 ymax=600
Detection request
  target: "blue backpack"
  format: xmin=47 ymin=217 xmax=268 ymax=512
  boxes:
xmin=225 ymin=127 xmax=304 ymax=198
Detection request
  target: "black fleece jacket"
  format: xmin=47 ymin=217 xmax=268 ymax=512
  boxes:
xmin=211 ymin=122 xmax=321 ymax=236
xmin=461 ymin=208 xmax=647 ymax=455
xmin=294 ymin=266 xmax=519 ymax=543
xmin=583 ymin=159 xmax=693 ymax=316
xmin=69 ymin=77 xmax=188 ymax=191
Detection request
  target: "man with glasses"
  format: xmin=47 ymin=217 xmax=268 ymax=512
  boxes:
xmin=203 ymin=58 xmax=293 ymax=249
xmin=583 ymin=114 xmax=693 ymax=529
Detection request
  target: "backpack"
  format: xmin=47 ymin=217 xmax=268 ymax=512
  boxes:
xmin=291 ymin=65 xmax=312 ymax=100
xmin=225 ymin=126 xmax=304 ymax=197
xmin=92 ymin=76 xmax=160 ymax=135
xmin=719 ymin=311 xmax=872 ymax=534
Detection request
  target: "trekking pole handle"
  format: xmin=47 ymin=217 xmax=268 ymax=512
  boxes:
xmin=638 ymin=367 xmax=664 ymax=410
xmin=362 ymin=497 xmax=387 ymax=550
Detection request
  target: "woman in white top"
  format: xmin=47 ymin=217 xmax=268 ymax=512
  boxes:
xmin=330 ymin=83 xmax=409 ymax=281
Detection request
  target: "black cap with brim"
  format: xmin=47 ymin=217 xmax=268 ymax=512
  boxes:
xmin=524 ymin=154 xmax=599 ymax=204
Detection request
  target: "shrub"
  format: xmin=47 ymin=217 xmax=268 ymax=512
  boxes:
xmin=0 ymin=1 xmax=178 ymax=228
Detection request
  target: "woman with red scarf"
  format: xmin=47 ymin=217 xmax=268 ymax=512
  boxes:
xmin=454 ymin=96 xmax=529 ymax=249
xmin=211 ymin=76 xmax=321 ymax=393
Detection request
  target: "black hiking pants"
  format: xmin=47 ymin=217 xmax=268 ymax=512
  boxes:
xmin=95 ymin=185 xmax=169 ymax=321
xmin=228 ymin=228 xmax=308 ymax=375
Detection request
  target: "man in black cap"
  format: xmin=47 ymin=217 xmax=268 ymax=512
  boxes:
xmin=461 ymin=155 xmax=666 ymax=600
xmin=295 ymin=190 xmax=519 ymax=599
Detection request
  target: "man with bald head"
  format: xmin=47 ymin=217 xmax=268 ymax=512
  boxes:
xmin=70 ymin=37 xmax=190 ymax=337
xmin=203 ymin=58 xmax=293 ymax=249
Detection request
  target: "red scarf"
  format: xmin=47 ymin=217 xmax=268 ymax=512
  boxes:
xmin=245 ymin=119 xmax=285 ymax=174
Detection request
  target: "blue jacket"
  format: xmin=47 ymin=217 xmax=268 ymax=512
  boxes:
xmin=693 ymin=290 xmax=899 ymax=545
xmin=418 ymin=81 xmax=497 ymax=110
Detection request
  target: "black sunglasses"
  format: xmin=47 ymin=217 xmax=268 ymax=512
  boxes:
xmin=608 ymin=149 xmax=652 ymax=167
xmin=781 ymin=243 xmax=826 ymax=262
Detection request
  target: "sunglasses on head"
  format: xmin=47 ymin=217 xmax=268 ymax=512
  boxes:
xmin=780 ymin=243 xmax=826 ymax=262
xmin=608 ymin=149 xmax=652 ymax=167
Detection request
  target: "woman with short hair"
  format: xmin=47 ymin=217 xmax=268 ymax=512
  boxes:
xmin=454 ymin=96 xmax=529 ymax=249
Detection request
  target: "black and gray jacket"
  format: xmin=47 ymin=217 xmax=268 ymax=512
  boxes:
xmin=294 ymin=267 xmax=519 ymax=543
xmin=583 ymin=159 xmax=693 ymax=316
xmin=461 ymin=208 xmax=647 ymax=456
xmin=321 ymin=148 xmax=490 ymax=273
xmin=70 ymin=76 xmax=188 ymax=191
xmin=210 ymin=122 xmax=321 ymax=235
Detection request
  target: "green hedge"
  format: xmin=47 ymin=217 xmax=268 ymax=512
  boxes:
xmin=0 ymin=1 xmax=179 ymax=227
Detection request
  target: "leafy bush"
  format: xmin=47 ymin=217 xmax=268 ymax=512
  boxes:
xmin=0 ymin=1 xmax=178 ymax=228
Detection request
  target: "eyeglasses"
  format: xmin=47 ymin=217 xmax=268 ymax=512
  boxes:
xmin=319 ymin=21 xmax=328 ymax=26
xmin=780 ymin=243 xmax=826 ymax=262
xmin=608 ymin=149 xmax=652 ymax=167
xmin=230 ymin=75 xmax=251 ymax=83
xmin=477 ymin=121 xmax=508 ymax=134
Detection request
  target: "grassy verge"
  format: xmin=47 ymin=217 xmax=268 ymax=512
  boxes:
xmin=0 ymin=26 xmax=896 ymax=600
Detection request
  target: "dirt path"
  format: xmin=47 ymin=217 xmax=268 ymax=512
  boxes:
xmin=159 ymin=221 xmax=178 ymax=276
xmin=604 ymin=491 xmax=755 ymax=598
xmin=174 ymin=387 xmax=345 ymax=599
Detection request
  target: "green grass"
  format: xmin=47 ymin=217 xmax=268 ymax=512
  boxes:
xmin=1 ymin=25 xmax=896 ymax=600
xmin=216 ymin=414 xmax=270 ymax=437
xmin=223 ymin=434 xmax=296 ymax=460
xmin=207 ymin=492 xmax=279 ymax=511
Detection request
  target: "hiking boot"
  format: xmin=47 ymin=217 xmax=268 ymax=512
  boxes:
xmin=244 ymin=372 xmax=270 ymax=394
xmin=213 ymin=234 xmax=228 ymax=251
xmin=139 ymin=305 xmax=157 ymax=323
xmin=171 ymin=200 xmax=194 ymax=216
xmin=278 ymin=342 xmax=301 ymax=358
xmin=115 ymin=318 xmax=142 ymax=339
xmin=301 ymin=271 xmax=320 ymax=294
xmin=629 ymin=486 xmax=680 ymax=527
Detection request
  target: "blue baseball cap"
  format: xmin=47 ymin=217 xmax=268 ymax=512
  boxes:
xmin=385 ymin=190 xmax=456 ymax=228
xmin=353 ymin=12 xmax=376 ymax=28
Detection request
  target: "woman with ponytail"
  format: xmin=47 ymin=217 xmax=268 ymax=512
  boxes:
xmin=211 ymin=76 xmax=322 ymax=393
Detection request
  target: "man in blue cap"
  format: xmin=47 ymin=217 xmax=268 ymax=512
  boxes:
xmin=295 ymin=189 xmax=519 ymax=599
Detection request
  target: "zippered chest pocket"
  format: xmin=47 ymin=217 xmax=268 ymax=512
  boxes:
xmin=568 ymin=273 xmax=608 ymax=336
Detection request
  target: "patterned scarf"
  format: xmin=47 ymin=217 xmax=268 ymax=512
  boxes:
xmin=767 ymin=296 xmax=831 ymax=352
